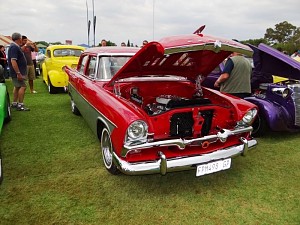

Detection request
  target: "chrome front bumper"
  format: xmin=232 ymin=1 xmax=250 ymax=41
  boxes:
xmin=121 ymin=127 xmax=253 ymax=157
xmin=114 ymin=136 xmax=257 ymax=176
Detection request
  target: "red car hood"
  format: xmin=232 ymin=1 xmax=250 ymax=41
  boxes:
xmin=107 ymin=34 xmax=253 ymax=86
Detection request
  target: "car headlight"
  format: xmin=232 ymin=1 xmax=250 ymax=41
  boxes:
xmin=282 ymin=88 xmax=290 ymax=98
xmin=126 ymin=120 xmax=148 ymax=142
xmin=237 ymin=108 xmax=258 ymax=127
xmin=272 ymin=87 xmax=291 ymax=98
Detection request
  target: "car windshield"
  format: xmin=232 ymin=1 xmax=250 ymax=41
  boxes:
xmin=53 ymin=48 xmax=83 ymax=57
xmin=98 ymin=56 xmax=131 ymax=79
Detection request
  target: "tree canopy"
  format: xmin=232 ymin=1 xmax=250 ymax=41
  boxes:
xmin=264 ymin=21 xmax=298 ymax=44
xmin=242 ymin=21 xmax=300 ymax=55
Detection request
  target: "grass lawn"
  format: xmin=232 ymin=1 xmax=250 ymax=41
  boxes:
xmin=0 ymin=78 xmax=299 ymax=225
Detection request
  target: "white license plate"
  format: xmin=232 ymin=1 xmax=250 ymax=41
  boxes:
xmin=196 ymin=158 xmax=231 ymax=177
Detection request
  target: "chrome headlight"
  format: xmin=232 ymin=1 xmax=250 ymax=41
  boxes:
xmin=125 ymin=120 xmax=148 ymax=143
xmin=282 ymin=88 xmax=290 ymax=98
xmin=237 ymin=108 xmax=258 ymax=126
xmin=272 ymin=87 xmax=291 ymax=98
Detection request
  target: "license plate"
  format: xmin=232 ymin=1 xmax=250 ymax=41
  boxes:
xmin=196 ymin=158 xmax=231 ymax=177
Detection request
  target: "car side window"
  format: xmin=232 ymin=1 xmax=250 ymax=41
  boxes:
xmin=78 ymin=55 xmax=88 ymax=74
xmin=87 ymin=56 xmax=97 ymax=79
xmin=46 ymin=50 xmax=51 ymax=58
xmin=98 ymin=57 xmax=112 ymax=79
xmin=97 ymin=56 xmax=130 ymax=80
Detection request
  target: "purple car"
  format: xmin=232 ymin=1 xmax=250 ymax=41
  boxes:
xmin=202 ymin=43 xmax=300 ymax=136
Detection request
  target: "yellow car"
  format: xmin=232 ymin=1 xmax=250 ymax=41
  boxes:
xmin=42 ymin=45 xmax=85 ymax=94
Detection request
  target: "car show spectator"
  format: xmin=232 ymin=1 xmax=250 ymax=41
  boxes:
xmin=21 ymin=35 xmax=39 ymax=94
xmin=214 ymin=52 xmax=252 ymax=98
xmin=100 ymin=39 xmax=107 ymax=47
xmin=292 ymin=50 xmax=300 ymax=62
xmin=141 ymin=40 xmax=148 ymax=47
xmin=291 ymin=50 xmax=300 ymax=58
xmin=8 ymin=32 xmax=30 ymax=111
xmin=0 ymin=45 xmax=8 ymax=79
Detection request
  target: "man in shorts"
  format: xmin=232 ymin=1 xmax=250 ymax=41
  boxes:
xmin=7 ymin=32 xmax=29 ymax=111
xmin=22 ymin=35 xmax=38 ymax=93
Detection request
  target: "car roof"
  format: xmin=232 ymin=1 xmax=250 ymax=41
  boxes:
xmin=46 ymin=45 xmax=85 ymax=50
xmin=84 ymin=46 xmax=140 ymax=55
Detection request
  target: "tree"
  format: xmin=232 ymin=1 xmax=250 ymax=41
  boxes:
xmin=264 ymin=21 xmax=297 ymax=44
xmin=36 ymin=41 xmax=49 ymax=47
xmin=241 ymin=38 xmax=267 ymax=47
xmin=50 ymin=41 xmax=63 ymax=45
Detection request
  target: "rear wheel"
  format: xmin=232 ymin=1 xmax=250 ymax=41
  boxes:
xmin=100 ymin=128 xmax=119 ymax=175
xmin=71 ymin=98 xmax=81 ymax=116
xmin=48 ymin=78 xmax=57 ymax=94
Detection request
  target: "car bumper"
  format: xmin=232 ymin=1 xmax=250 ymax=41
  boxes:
xmin=113 ymin=137 xmax=257 ymax=175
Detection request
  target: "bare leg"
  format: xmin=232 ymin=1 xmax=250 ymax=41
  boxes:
xmin=13 ymin=87 xmax=20 ymax=102
xmin=18 ymin=86 xmax=26 ymax=103
xmin=29 ymin=80 xmax=34 ymax=92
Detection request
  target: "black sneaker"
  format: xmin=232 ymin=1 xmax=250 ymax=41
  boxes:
xmin=11 ymin=103 xmax=18 ymax=109
xmin=17 ymin=105 xmax=30 ymax=111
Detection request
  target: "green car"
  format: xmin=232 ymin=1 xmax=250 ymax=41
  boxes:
xmin=0 ymin=81 xmax=11 ymax=184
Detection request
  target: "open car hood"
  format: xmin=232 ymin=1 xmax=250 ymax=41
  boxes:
xmin=249 ymin=43 xmax=300 ymax=80
xmin=107 ymin=34 xmax=253 ymax=86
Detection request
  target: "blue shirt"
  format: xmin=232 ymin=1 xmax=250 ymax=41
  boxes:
xmin=222 ymin=58 xmax=234 ymax=74
xmin=8 ymin=43 xmax=27 ymax=78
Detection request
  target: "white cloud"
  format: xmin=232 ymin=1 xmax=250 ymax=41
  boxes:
xmin=1 ymin=0 xmax=299 ymax=46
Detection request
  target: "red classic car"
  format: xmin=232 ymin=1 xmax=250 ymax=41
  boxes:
xmin=65 ymin=33 xmax=258 ymax=176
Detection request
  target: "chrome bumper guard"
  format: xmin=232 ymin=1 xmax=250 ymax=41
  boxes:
xmin=115 ymin=127 xmax=257 ymax=175
xmin=122 ymin=127 xmax=253 ymax=156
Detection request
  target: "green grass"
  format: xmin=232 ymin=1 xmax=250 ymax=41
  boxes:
xmin=0 ymin=78 xmax=299 ymax=225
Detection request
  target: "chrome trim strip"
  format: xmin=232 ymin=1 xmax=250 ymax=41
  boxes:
xmin=121 ymin=127 xmax=253 ymax=157
xmin=114 ymin=138 xmax=257 ymax=175
xmin=68 ymin=83 xmax=117 ymax=133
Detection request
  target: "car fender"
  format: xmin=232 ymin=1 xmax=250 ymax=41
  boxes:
xmin=42 ymin=63 xmax=48 ymax=84
xmin=245 ymin=96 xmax=291 ymax=131
xmin=48 ymin=70 xmax=68 ymax=87
xmin=0 ymin=84 xmax=8 ymax=134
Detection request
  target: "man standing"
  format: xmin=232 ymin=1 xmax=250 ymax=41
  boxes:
xmin=7 ymin=32 xmax=30 ymax=111
xmin=22 ymin=35 xmax=38 ymax=93
xmin=0 ymin=45 xmax=8 ymax=80
xmin=214 ymin=52 xmax=252 ymax=98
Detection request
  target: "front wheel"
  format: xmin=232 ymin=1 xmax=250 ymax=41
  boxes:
xmin=4 ymin=92 xmax=11 ymax=123
xmin=252 ymin=113 xmax=268 ymax=137
xmin=100 ymin=128 xmax=119 ymax=175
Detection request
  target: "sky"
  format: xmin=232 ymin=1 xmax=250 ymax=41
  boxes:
xmin=1 ymin=0 xmax=299 ymax=47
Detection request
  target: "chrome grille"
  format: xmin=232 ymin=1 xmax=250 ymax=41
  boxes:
xmin=288 ymin=84 xmax=300 ymax=126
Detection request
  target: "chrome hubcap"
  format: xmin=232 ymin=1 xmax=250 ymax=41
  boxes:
xmin=101 ymin=130 xmax=113 ymax=168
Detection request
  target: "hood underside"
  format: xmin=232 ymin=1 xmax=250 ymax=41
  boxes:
xmin=249 ymin=43 xmax=300 ymax=80
xmin=107 ymin=34 xmax=253 ymax=86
